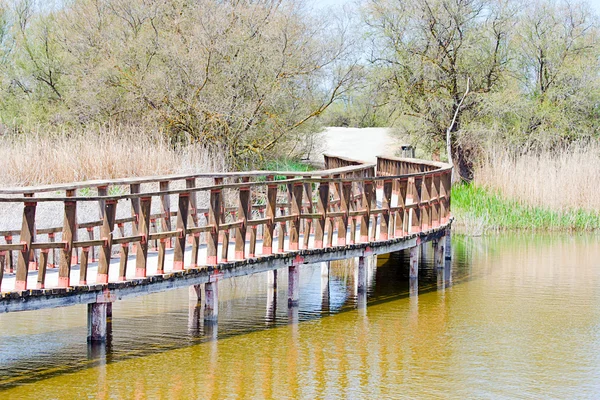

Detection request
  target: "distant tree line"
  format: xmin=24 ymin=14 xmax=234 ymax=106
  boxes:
xmin=0 ymin=0 xmax=598 ymax=178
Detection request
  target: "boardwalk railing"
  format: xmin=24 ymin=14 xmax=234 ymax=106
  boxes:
xmin=0 ymin=155 xmax=451 ymax=295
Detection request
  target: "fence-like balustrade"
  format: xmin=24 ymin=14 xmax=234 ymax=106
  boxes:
xmin=0 ymin=155 xmax=451 ymax=297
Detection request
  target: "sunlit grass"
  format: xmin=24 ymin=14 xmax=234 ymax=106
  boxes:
xmin=452 ymin=184 xmax=600 ymax=234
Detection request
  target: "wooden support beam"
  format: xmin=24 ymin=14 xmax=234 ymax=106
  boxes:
xmin=204 ymin=281 xmax=218 ymax=321
xmin=409 ymin=246 xmax=419 ymax=279
xmin=288 ymin=265 xmax=299 ymax=307
xmin=357 ymin=256 xmax=367 ymax=293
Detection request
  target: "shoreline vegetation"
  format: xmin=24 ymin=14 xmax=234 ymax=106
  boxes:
xmin=453 ymin=144 xmax=600 ymax=235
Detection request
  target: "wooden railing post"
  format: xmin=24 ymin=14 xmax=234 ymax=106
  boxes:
xmin=380 ymin=179 xmax=393 ymax=240
xmin=360 ymin=180 xmax=373 ymax=243
xmin=432 ymin=174 xmax=441 ymax=228
xmin=315 ymin=180 xmax=330 ymax=248
xmin=5 ymin=235 xmax=13 ymax=273
xmin=37 ymin=248 xmax=49 ymax=288
xmin=396 ymin=179 xmax=408 ymax=237
xmin=118 ymin=223 xmax=129 ymax=281
xmin=207 ymin=178 xmax=222 ymax=265
xmin=302 ymin=180 xmax=313 ymax=250
xmin=411 ymin=177 xmax=422 ymax=233
xmin=130 ymin=184 xmax=141 ymax=237
xmin=58 ymin=190 xmax=76 ymax=288
xmin=173 ymin=190 xmax=190 ymax=271
xmin=187 ymin=178 xmax=200 ymax=268
xmin=289 ymin=181 xmax=303 ymax=250
xmin=235 ymin=177 xmax=250 ymax=260
xmin=337 ymin=181 xmax=351 ymax=246
xmin=97 ymin=199 xmax=117 ymax=284
xmin=15 ymin=194 xmax=36 ymax=290
xmin=79 ymin=246 xmax=89 ymax=285
xmin=263 ymin=176 xmax=277 ymax=255
xmin=136 ymin=196 xmax=151 ymax=277
xmin=421 ymin=175 xmax=432 ymax=231
xmin=159 ymin=181 xmax=172 ymax=249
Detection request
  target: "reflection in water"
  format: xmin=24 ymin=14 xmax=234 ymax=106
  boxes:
xmin=1 ymin=234 xmax=600 ymax=398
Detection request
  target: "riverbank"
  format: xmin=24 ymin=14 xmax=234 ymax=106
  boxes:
xmin=452 ymin=144 xmax=600 ymax=235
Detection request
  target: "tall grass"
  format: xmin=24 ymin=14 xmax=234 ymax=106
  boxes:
xmin=0 ymin=126 xmax=227 ymax=186
xmin=475 ymin=143 xmax=600 ymax=211
xmin=453 ymin=143 xmax=600 ymax=233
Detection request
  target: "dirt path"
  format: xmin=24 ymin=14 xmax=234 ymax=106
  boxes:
xmin=312 ymin=127 xmax=399 ymax=164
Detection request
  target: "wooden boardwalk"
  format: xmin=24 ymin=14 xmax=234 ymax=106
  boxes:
xmin=0 ymin=155 xmax=452 ymax=341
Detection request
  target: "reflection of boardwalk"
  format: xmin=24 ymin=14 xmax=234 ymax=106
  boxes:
xmin=0 ymin=154 xmax=452 ymax=342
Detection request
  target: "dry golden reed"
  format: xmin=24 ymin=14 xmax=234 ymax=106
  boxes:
xmin=0 ymin=126 xmax=226 ymax=187
xmin=475 ymin=143 xmax=600 ymax=212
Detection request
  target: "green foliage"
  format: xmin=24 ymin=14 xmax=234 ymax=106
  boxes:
xmin=452 ymin=184 xmax=600 ymax=232
xmin=0 ymin=0 xmax=358 ymax=168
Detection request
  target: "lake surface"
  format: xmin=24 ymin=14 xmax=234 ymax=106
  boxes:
xmin=1 ymin=233 xmax=599 ymax=399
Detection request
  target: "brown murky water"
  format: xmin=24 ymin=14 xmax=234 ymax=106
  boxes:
xmin=1 ymin=233 xmax=600 ymax=399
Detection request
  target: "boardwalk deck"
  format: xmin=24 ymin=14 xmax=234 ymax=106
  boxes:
xmin=0 ymin=154 xmax=452 ymax=341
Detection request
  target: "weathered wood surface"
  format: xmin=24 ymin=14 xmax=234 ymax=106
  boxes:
xmin=0 ymin=154 xmax=452 ymax=312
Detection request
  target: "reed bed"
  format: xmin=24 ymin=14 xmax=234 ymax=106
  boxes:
xmin=0 ymin=126 xmax=226 ymax=186
xmin=453 ymin=143 xmax=600 ymax=234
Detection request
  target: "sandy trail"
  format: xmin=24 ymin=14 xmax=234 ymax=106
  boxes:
xmin=312 ymin=127 xmax=399 ymax=164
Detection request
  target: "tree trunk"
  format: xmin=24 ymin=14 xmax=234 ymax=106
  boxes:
xmin=452 ymin=143 xmax=474 ymax=183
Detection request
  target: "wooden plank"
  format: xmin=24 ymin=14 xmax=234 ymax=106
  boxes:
xmin=207 ymin=178 xmax=222 ymax=264
xmin=235 ymin=178 xmax=250 ymax=260
xmin=135 ymin=197 xmax=151 ymax=278
xmin=315 ymin=181 xmax=329 ymax=249
xmin=58 ymin=190 xmax=76 ymax=288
